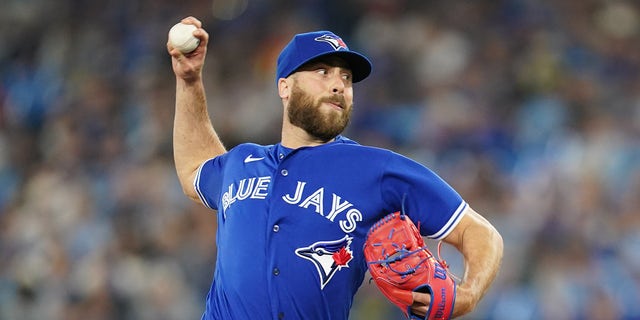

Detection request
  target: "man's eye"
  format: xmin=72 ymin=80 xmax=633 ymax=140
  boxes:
xmin=316 ymin=69 xmax=327 ymax=75
xmin=342 ymin=74 xmax=352 ymax=80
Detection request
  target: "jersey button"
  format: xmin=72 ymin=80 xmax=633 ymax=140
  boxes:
xmin=278 ymin=312 xmax=285 ymax=319
xmin=279 ymin=153 xmax=285 ymax=160
xmin=281 ymin=169 xmax=288 ymax=176
xmin=273 ymin=268 xmax=280 ymax=276
xmin=273 ymin=225 xmax=279 ymax=232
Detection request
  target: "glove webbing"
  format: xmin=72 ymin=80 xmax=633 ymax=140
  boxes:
xmin=367 ymin=213 xmax=460 ymax=287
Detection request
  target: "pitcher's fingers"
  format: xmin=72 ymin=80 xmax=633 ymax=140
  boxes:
xmin=167 ymin=45 xmax=186 ymax=60
xmin=181 ymin=16 xmax=202 ymax=28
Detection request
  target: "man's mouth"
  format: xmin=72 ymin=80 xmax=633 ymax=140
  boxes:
xmin=327 ymin=101 xmax=343 ymax=109
xmin=321 ymin=97 xmax=346 ymax=110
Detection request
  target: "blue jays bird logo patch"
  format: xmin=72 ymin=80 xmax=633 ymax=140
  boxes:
xmin=295 ymin=236 xmax=353 ymax=289
xmin=314 ymin=34 xmax=348 ymax=51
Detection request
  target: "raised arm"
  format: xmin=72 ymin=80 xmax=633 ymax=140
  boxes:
xmin=167 ymin=16 xmax=226 ymax=202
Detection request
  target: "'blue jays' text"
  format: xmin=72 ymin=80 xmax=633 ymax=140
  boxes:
xmin=222 ymin=176 xmax=363 ymax=233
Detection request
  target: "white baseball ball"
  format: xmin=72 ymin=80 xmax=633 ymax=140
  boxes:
xmin=168 ymin=23 xmax=200 ymax=53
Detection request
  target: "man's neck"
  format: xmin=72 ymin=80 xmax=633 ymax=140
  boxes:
xmin=281 ymin=124 xmax=333 ymax=149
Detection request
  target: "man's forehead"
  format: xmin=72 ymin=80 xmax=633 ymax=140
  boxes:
xmin=298 ymin=55 xmax=351 ymax=70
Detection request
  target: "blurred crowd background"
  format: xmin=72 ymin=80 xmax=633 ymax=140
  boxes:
xmin=1 ymin=0 xmax=639 ymax=319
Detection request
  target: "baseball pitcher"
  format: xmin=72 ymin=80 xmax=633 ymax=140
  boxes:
xmin=167 ymin=16 xmax=503 ymax=320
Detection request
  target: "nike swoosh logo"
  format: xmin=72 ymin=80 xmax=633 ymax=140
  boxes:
xmin=244 ymin=154 xmax=265 ymax=163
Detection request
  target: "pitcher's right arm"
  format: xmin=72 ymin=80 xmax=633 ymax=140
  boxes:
xmin=168 ymin=16 xmax=226 ymax=202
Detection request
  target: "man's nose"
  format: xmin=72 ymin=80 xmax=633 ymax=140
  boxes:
xmin=329 ymin=73 xmax=345 ymax=94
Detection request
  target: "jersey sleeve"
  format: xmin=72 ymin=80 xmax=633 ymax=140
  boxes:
xmin=380 ymin=153 xmax=467 ymax=240
xmin=194 ymin=156 xmax=225 ymax=211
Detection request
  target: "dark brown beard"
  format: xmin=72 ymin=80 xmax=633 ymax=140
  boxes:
xmin=287 ymin=83 xmax=352 ymax=142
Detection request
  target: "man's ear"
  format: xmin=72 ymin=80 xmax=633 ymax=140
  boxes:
xmin=278 ymin=78 xmax=290 ymax=99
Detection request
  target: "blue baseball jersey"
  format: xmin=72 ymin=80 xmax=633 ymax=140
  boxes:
xmin=194 ymin=135 xmax=467 ymax=320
